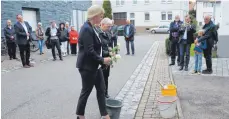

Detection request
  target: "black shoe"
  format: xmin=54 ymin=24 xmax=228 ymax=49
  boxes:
xmin=60 ymin=58 xmax=63 ymax=61
xmin=169 ymin=62 xmax=175 ymax=66
xmin=132 ymin=53 xmax=135 ymax=56
xmin=126 ymin=53 xmax=130 ymax=55
xmin=177 ymin=62 xmax=180 ymax=66
xmin=13 ymin=57 xmax=18 ymax=60
xmin=53 ymin=58 xmax=56 ymax=61
xmin=105 ymin=94 xmax=110 ymax=98
xmin=185 ymin=66 xmax=188 ymax=71
xmin=10 ymin=57 xmax=12 ymax=60
xmin=179 ymin=66 xmax=183 ymax=71
xmin=202 ymin=69 xmax=213 ymax=74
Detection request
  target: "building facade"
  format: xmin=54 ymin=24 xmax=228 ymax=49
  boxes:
xmin=196 ymin=0 xmax=221 ymax=26
xmin=1 ymin=1 xmax=91 ymax=34
xmin=93 ymin=0 xmax=189 ymax=32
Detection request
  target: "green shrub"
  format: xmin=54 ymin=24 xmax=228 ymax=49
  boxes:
xmin=165 ymin=37 xmax=171 ymax=55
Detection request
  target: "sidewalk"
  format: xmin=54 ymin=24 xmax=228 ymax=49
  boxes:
xmin=1 ymin=48 xmax=54 ymax=75
xmin=114 ymin=40 xmax=178 ymax=119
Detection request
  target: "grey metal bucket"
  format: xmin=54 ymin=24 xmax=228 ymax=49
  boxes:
xmin=106 ymin=98 xmax=123 ymax=119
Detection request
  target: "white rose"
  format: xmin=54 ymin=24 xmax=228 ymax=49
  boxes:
xmin=115 ymin=54 xmax=121 ymax=59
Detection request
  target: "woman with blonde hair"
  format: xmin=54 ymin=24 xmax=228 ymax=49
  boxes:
xmin=76 ymin=5 xmax=111 ymax=119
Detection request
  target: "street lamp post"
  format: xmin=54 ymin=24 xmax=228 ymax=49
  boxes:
xmin=213 ymin=0 xmax=216 ymax=23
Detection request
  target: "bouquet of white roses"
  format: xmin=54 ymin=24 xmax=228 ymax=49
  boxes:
xmin=108 ymin=43 xmax=121 ymax=67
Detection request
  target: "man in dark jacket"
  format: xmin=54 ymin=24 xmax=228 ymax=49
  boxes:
xmin=110 ymin=20 xmax=118 ymax=49
xmin=169 ymin=15 xmax=183 ymax=66
xmin=58 ymin=23 xmax=69 ymax=57
xmin=124 ymin=20 xmax=135 ymax=55
xmin=4 ymin=19 xmax=18 ymax=60
xmin=45 ymin=21 xmax=63 ymax=61
xmin=178 ymin=15 xmax=196 ymax=71
xmin=14 ymin=14 xmax=33 ymax=68
xmin=195 ymin=15 xmax=218 ymax=74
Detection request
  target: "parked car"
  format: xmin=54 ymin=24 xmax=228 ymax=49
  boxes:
xmin=150 ymin=25 xmax=170 ymax=34
xmin=117 ymin=25 xmax=136 ymax=36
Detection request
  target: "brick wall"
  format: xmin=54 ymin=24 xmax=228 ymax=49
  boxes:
xmin=1 ymin=1 xmax=91 ymax=34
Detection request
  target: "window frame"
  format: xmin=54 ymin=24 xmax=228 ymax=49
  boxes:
xmin=130 ymin=13 xmax=135 ymax=19
xmin=133 ymin=0 xmax=137 ymax=4
xmin=161 ymin=12 xmax=166 ymax=21
xmin=145 ymin=12 xmax=150 ymax=21
xmin=167 ymin=11 xmax=173 ymax=20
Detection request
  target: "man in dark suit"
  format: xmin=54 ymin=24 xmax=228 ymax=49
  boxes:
xmin=110 ymin=20 xmax=118 ymax=49
xmin=14 ymin=14 xmax=33 ymax=68
xmin=178 ymin=15 xmax=196 ymax=71
xmin=4 ymin=19 xmax=18 ymax=60
xmin=123 ymin=20 xmax=135 ymax=55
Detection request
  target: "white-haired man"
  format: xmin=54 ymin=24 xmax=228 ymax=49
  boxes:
xmin=123 ymin=19 xmax=135 ymax=55
xmin=195 ymin=15 xmax=218 ymax=74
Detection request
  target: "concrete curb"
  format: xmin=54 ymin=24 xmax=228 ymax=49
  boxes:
xmin=168 ymin=58 xmax=184 ymax=119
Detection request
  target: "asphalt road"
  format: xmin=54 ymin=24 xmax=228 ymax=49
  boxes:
xmin=1 ymin=34 xmax=167 ymax=119
xmin=174 ymin=75 xmax=229 ymax=119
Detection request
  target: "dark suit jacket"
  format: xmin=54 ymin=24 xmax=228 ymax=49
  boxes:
xmin=45 ymin=27 xmax=60 ymax=41
xmin=14 ymin=21 xmax=32 ymax=45
xmin=76 ymin=21 xmax=104 ymax=71
xmin=169 ymin=20 xmax=183 ymax=41
xmin=123 ymin=24 xmax=135 ymax=41
xmin=111 ymin=24 xmax=118 ymax=38
xmin=4 ymin=26 xmax=15 ymax=43
xmin=179 ymin=24 xmax=196 ymax=44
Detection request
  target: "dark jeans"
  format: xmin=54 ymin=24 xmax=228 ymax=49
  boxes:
xmin=7 ymin=42 xmax=16 ymax=58
xmin=170 ymin=38 xmax=180 ymax=63
xmin=70 ymin=44 xmax=77 ymax=54
xmin=76 ymin=68 xmax=107 ymax=116
xmin=102 ymin=65 xmax=110 ymax=95
xmin=126 ymin=40 xmax=135 ymax=54
xmin=111 ymin=37 xmax=117 ymax=48
xmin=51 ymin=39 xmax=62 ymax=59
xmin=18 ymin=43 xmax=30 ymax=66
xmin=179 ymin=43 xmax=191 ymax=67
xmin=203 ymin=44 xmax=213 ymax=71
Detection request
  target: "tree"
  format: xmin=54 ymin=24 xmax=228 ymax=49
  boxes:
xmin=103 ymin=0 xmax=112 ymax=19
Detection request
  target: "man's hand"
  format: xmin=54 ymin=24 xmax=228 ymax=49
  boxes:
xmin=103 ymin=57 xmax=111 ymax=65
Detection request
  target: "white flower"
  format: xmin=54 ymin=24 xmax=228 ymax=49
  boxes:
xmin=115 ymin=54 xmax=121 ymax=59
xmin=109 ymin=52 xmax=113 ymax=56
xmin=108 ymin=47 xmax=112 ymax=51
xmin=117 ymin=43 xmax=121 ymax=47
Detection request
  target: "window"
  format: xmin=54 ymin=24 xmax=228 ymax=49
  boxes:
xmin=133 ymin=0 xmax=137 ymax=4
xmin=203 ymin=2 xmax=213 ymax=8
xmin=167 ymin=12 xmax=172 ymax=20
xmin=116 ymin=0 xmax=120 ymax=5
xmin=167 ymin=0 xmax=172 ymax=3
xmin=130 ymin=13 xmax=135 ymax=19
xmin=161 ymin=12 xmax=166 ymax=20
xmin=145 ymin=13 xmax=150 ymax=21
xmin=113 ymin=12 xmax=127 ymax=20
xmin=161 ymin=0 xmax=166 ymax=3
xmin=121 ymin=0 xmax=125 ymax=5
xmin=145 ymin=0 xmax=149 ymax=4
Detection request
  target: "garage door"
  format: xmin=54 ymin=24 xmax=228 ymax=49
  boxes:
xmin=72 ymin=10 xmax=87 ymax=32
xmin=22 ymin=10 xmax=37 ymax=32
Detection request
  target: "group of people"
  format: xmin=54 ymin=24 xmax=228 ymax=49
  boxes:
xmin=3 ymin=14 xmax=80 ymax=67
xmin=169 ymin=14 xmax=218 ymax=74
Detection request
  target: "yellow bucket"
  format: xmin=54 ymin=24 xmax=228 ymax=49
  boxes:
xmin=161 ymin=84 xmax=177 ymax=96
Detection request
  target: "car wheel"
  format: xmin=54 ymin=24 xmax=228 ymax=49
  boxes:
xmin=151 ymin=30 xmax=156 ymax=34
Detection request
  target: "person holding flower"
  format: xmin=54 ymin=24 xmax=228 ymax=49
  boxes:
xmin=94 ymin=17 xmax=113 ymax=98
xmin=193 ymin=30 xmax=207 ymax=75
xmin=69 ymin=26 xmax=79 ymax=55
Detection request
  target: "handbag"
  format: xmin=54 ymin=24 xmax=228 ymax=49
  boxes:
xmin=45 ymin=39 xmax=52 ymax=49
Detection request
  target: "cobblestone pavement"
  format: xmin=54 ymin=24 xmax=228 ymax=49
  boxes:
xmin=170 ymin=57 xmax=229 ymax=77
xmin=1 ymin=48 xmax=64 ymax=75
xmin=115 ymin=40 xmax=178 ymax=119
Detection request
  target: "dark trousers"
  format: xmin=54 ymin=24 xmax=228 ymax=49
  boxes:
xmin=102 ymin=65 xmax=110 ymax=95
xmin=76 ymin=68 xmax=107 ymax=116
xmin=18 ymin=43 xmax=30 ymax=66
xmin=7 ymin=42 xmax=16 ymax=58
xmin=203 ymin=44 xmax=213 ymax=71
xmin=70 ymin=44 xmax=77 ymax=54
xmin=170 ymin=38 xmax=180 ymax=63
xmin=111 ymin=37 xmax=117 ymax=48
xmin=51 ymin=39 xmax=62 ymax=59
xmin=126 ymin=40 xmax=135 ymax=54
xmin=179 ymin=43 xmax=191 ymax=67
